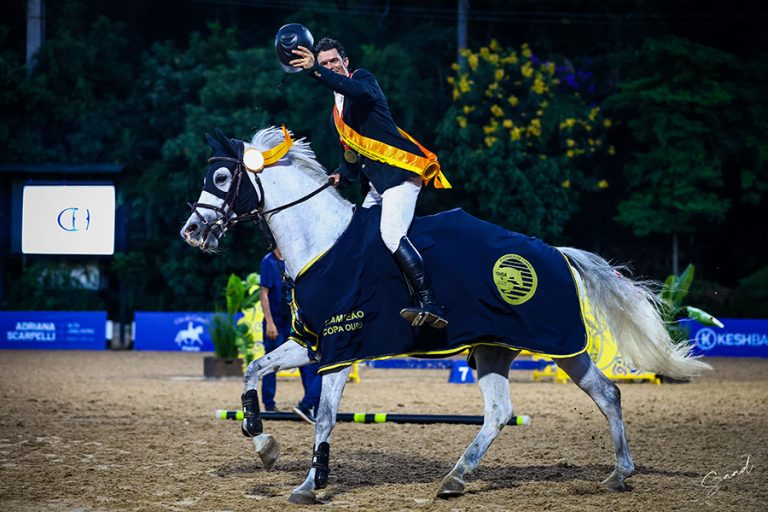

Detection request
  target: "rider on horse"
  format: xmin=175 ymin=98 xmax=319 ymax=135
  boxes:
xmin=289 ymin=36 xmax=451 ymax=329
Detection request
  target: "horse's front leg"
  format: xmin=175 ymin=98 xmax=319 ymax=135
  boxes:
xmin=438 ymin=348 xmax=518 ymax=498
xmin=241 ymin=340 xmax=316 ymax=469
xmin=289 ymin=366 xmax=351 ymax=504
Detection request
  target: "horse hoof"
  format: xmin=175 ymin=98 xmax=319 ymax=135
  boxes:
xmin=253 ymin=434 xmax=280 ymax=470
xmin=436 ymin=474 xmax=465 ymax=499
xmin=288 ymin=490 xmax=318 ymax=505
xmin=601 ymin=474 xmax=630 ymax=492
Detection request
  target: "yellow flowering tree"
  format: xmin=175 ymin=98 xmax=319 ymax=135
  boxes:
xmin=437 ymin=40 xmax=612 ymax=239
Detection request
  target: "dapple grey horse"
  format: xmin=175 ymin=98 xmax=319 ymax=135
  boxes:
xmin=180 ymin=127 xmax=710 ymax=503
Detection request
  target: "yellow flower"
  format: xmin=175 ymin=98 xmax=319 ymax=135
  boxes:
xmin=603 ymin=118 xmax=612 ymax=128
xmin=503 ymin=119 xmax=513 ymax=128
xmin=446 ymin=76 xmax=455 ymax=85
xmin=468 ymin=53 xmax=479 ymax=71
xmin=598 ymin=179 xmax=609 ymax=189
xmin=566 ymin=149 xmax=576 ymax=158
xmin=452 ymin=88 xmax=460 ymax=101
xmin=451 ymin=62 xmax=459 ymax=71
xmin=521 ymin=62 xmax=533 ymax=78
xmin=587 ymin=138 xmax=595 ymax=146
xmin=521 ymin=43 xmax=532 ymax=58
xmin=507 ymin=94 xmax=519 ymax=107
xmin=494 ymin=68 xmax=505 ymax=82
xmin=536 ymin=109 xmax=544 ymax=117
xmin=566 ymin=139 xmax=576 ymax=147
xmin=588 ymin=107 xmax=600 ymax=121
xmin=490 ymin=104 xmax=504 ymax=117
xmin=502 ymin=52 xmax=519 ymax=65
xmin=510 ymin=127 xmax=522 ymax=141
xmin=489 ymin=39 xmax=500 ymax=51
xmin=560 ymin=118 xmax=576 ymax=129
xmin=531 ymin=77 xmax=547 ymax=94
xmin=459 ymin=48 xmax=471 ymax=58
xmin=539 ymin=100 xmax=549 ymax=108
xmin=540 ymin=154 xmax=547 ymax=160
xmin=542 ymin=62 xmax=556 ymax=75
xmin=562 ymin=180 xmax=571 ymax=188
xmin=608 ymin=145 xmax=616 ymax=155
xmin=480 ymin=46 xmax=491 ymax=60
xmin=526 ymin=118 xmax=542 ymax=138
xmin=485 ymin=136 xmax=497 ymax=148
xmin=462 ymin=105 xmax=475 ymax=114
xmin=458 ymin=74 xmax=471 ymax=93
xmin=483 ymin=119 xmax=498 ymax=134
xmin=456 ymin=116 xmax=467 ymax=128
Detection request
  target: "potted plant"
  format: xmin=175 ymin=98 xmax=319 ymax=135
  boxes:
xmin=204 ymin=273 xmax=260 ymax=378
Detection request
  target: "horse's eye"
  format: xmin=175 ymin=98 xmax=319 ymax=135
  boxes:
xmin=215 ymin=174 xmax=228 ymax=185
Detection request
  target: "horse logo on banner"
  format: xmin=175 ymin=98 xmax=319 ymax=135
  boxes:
xmin=174 ymin=321 xmax=204 ymax=349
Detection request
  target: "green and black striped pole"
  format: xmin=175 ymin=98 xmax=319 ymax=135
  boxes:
xmin=216 ymin=410 xmax=530 ymax=426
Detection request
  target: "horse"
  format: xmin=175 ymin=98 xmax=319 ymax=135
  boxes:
xmin=180 ymin=126 xmax=711 ymax=504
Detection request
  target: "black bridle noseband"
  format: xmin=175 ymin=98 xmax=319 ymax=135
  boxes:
xmin=187 ymin=153 xmax=333 ymax=249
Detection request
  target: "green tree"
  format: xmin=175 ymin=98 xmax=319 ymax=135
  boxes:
xmin=604 ymin=37 xmax=768 ymax=274
xmin=436 ymin=41 xmax=612 ymax=240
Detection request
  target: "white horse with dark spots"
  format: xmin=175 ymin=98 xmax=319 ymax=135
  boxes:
xmin=180 ymin=126 xmax=710 ymax=504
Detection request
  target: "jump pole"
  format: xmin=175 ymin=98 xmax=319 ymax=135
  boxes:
xmin=216 ymin=410 xmax=531 ymax=426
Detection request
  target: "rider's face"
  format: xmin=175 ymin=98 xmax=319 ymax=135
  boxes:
xmin=317 ymin=49 xmax=349 ymax=76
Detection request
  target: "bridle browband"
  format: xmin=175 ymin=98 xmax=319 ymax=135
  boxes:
xmin=187 ymin=152 xmax=334 ymax=249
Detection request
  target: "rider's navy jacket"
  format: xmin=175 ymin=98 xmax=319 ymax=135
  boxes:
xmin=308 ymin=63 xmax=422 ymax=192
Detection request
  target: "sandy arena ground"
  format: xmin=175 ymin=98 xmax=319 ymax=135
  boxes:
xmin=0 ymin=351 xmax=766 ymax=511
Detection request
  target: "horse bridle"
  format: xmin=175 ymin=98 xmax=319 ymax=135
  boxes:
xmin=187 ymin=152 xmax=334 ymax=248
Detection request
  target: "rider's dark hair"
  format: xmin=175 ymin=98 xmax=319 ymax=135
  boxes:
xmin=314 ymin=37 xmax=346 ymax=59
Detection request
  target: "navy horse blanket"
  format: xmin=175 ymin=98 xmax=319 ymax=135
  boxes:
xmin=290 ymin=206 xmax=589 ymax=374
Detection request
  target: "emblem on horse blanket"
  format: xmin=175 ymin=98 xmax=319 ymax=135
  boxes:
xmin=291 ymin=206 xmax=589 ymax=373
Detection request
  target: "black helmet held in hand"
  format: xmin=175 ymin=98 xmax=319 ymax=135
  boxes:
xmin=275 ymin=23 xmax=314 ymax=73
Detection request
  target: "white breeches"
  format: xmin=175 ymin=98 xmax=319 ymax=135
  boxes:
xmin=362 ymin=179 xmax=421 ymax=253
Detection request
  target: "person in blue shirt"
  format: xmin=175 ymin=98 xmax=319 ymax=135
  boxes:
xmin=260 ymin=247 xmax=321 ymax=423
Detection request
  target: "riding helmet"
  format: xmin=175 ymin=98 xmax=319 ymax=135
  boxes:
xmin=274 ymin=23 xmax=314 ymax=73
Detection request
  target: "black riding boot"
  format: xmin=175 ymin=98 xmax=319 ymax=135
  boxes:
xmin=393 ymin=236 xmax=448 ymax=329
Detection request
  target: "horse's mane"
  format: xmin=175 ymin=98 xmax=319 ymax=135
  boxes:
xmin=248 ymin=126 xmax=349 ymax=205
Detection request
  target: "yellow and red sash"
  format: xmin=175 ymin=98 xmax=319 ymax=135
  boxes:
xmin=333 ymin=104 xmax=451 ymax=189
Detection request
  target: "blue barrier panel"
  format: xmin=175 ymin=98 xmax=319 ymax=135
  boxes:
xmin=0 ymin=311 xmax=107 ymax=350
xmin=685 ymin=318 xmax=768 ymax=358
xmin=134 ymin=312 xmax=218 ymax=352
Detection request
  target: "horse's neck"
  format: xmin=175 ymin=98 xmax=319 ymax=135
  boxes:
xmin=252 ymin=167 xmax=353 ymax=280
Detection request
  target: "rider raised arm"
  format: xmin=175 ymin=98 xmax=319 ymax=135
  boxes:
xmin=290 ymin=37 xmax=449 ymax=329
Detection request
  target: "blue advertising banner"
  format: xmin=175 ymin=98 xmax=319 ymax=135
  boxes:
xmin=0 ymin=311 xmax=107 ymax=350
xmin=134 ymin=312 xmax=217 ymax=352
xmin=685 ymin=318 xmax=768 ymax=358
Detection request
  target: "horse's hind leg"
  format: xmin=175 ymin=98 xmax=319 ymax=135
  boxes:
xmin=437 ymin=347 xmax=519 ymax=499
xmin=556 ymin=352 xmax=635 ymax=491
xmin=289 ymin=366 xmax=351 ymax=504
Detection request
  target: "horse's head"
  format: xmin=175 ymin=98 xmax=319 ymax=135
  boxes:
xmin=180 ymin=127 xmax=293 ymax=252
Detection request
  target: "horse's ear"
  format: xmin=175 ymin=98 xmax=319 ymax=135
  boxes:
xmin=212 ymin=127 xmax=239 ymax=157
xmin=205 ymin=132 xmax=225 ymax=156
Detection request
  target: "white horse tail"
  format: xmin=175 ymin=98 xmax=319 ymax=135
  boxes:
xmin=558 ymin=247 xmax=712 ymax=380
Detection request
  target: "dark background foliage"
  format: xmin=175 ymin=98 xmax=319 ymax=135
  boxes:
xmin=1 ymin=0 xmax=766 ymax=318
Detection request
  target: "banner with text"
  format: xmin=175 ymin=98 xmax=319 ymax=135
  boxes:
xmin=134 ymin=312 xmax=219 ymax=352
xmin=685 ymin=318 xmax=768 ymax=358
xmin=0 ymin=311 xmax=107 ymax=350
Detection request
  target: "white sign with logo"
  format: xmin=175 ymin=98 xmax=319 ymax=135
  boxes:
xmin=21 ymin=185 xmax=116 ymax=255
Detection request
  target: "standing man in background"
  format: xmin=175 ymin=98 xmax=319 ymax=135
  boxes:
xmin=260 ymin=247 xmax=321 ymax=424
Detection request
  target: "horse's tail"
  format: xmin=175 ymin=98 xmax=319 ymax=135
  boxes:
xmin=558 ymin=247 xmax=712 ymax=380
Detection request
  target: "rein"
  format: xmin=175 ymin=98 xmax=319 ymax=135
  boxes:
xmin=187 ymin=154 xmax=334 ymax=249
